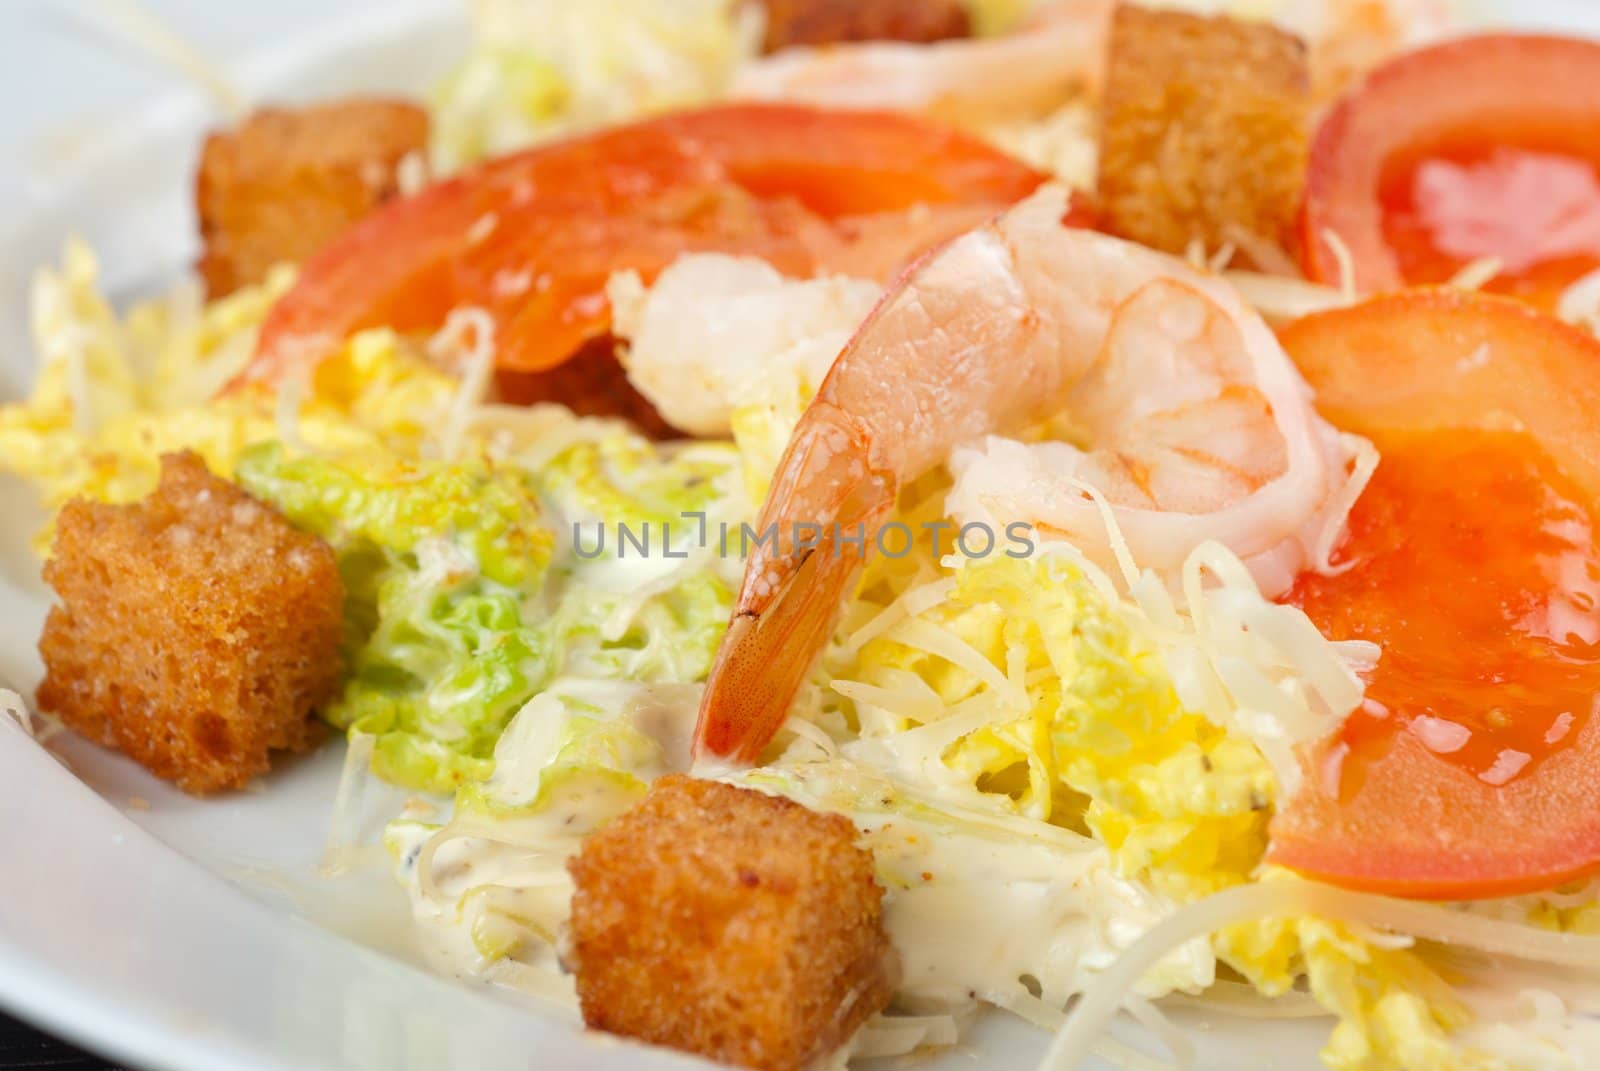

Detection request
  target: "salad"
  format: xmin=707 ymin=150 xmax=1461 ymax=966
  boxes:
xmin=6 ymin=1 xmax=1600 ymax=1070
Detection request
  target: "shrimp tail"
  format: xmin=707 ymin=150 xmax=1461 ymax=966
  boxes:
xmin=693 ymin=405 xmax=895 ymax=764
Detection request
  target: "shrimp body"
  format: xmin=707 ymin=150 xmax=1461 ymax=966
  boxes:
xmin=693 ymin=185 xmax=1357 ymax=763
xmin=1286 ymin=0 xmax=1456 ymax=99
xmin=731 ymin=0 xmax=1455 ymax=126
xmin=732 ymin=1 xmax=1115 ymax=125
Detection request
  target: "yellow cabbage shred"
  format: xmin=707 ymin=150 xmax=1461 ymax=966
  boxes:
xmin=840 ymin=547 xmax=1275 ymax=901
xmin=831 ymin=525 xmax=1508 ymax=1071
xmin=0 ymin=243 xmax=457 ymax=543
xmin=1220 ymin=896 xmax=1506 ymax=1071
xmin=430 ymin=0 xmax=759 ymax=172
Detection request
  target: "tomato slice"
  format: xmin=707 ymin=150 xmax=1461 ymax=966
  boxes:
xmin=1302 ymin=35 xmax=1600 ymax=310
xmin=248 ymin=104 xmax=1044 ymax=384
xmin=1271 ymin=290 xmax=1600 ymax=899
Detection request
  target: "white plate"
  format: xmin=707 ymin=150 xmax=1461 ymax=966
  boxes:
xmin=2 ymin=3 xmax=1599 ymax=1070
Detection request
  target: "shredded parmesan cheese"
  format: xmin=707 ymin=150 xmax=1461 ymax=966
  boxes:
xmin=395 ymin=150 xmax=430 ymax=197
xmin=1447 ymin=256 xmax=1504 ymax=292
xmin=0 ymin=689 xmax=35 ymax=738
xmin=1320 ymin=228 xmax=1358 ymax=301
xmin=428 ymin=307 xmax=498 ymax=461
xmin=273 ymin=368 xmax=310 ymax=454
xmin=1306 ymin=432 xmax=1380 ymax=577
xmin=1220 ymin=223 xmax=1299 ymax=279
xmin=1222 ymin=271 xmax=1352 ymax=325
xmin=1558 ymin=266 xmax=1600 ymax=336
xmin=322 ymin=731 xmax=377 ymax=874
xmin=1040 ymin=877 xmax=1600 ymax=1071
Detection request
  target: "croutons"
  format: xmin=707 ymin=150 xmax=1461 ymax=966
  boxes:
xmin=1096 ymin=5 xmax=1311 ymax=268
xmin=567 ymin=775 xmax=895 ymax=1071
xmin=37 ymin=452 xmax=345 ymax=794
xmin=757 ymin=0 xmax=970 ymax=53
xmin=196 ymin=99 xmax=429 ymax=297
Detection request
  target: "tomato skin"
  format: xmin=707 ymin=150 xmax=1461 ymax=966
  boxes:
xmin=1284 ymin=289 xmax=1600 ymax=497
xmin=248 ymin=104 xmax=1043 ymax=385
xmin=1271 ymin=290 xmax=1600 ymax=900
xmin=1302 ymin=34 xmax=1600 ymax=305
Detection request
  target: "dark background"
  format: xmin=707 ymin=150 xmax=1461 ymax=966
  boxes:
xmin=0 ymin=1012 xmax=118 ymax=1070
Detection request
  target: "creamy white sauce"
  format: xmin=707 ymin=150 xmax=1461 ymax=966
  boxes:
xmin=721 ymin=756 xmax=1216 ymax=1017
xmin=389 ymin=678 xmax=703 ymax=996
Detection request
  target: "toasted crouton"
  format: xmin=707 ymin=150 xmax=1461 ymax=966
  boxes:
xmin=567 ymin=775 xmax=895 ymax=1071
xmin=1097 ymin=5 xmax=1310 ymax=268
xmin=196 ymin=99 xmax=429 ymax=297
xmin=757 ymin=0 xmax=970 ymax=53
xmin=37 ymin=453 xmax=345 ymax=794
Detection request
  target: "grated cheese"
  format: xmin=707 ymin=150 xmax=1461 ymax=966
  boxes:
xmin=1447 ymin=256 xmax=1504 ymax=292
xmin=1039 ymin=877 xmax=1600 ymax=1071
xmin=428 ymin=307 xmax=499 ymax=462
xmin=1222 ymin=271 xmax=1352 ymax=325
xmin=395 ymin=150 xmax=430 ymax=197
xmin=1558 ymin=266 xmax=1600 ymax=336
xmin=1320 ymin=228 xmax=1358 ymax=301
xmin=0 ymin=688 xmax=35 ymax=739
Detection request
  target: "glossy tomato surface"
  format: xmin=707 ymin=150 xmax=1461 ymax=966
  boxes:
xmin=1273 ymin=291 xmax=1600 ymax=898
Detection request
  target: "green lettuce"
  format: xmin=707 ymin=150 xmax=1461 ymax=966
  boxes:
xmin=455 ymin=682 xmax=687 ymax=818
xmin=537 ymin=433 xmax=741 ymax=684
xmin=382 ymin=680 xmax=691 ymax=964
xmin=553 ymin=570 xmax=731 ymax=683
xmin=238 ymin=443 xmax=557 ymax=792
xmin=240 ymin=432 xmax=740 ymax=795
xmin=541 ymin=435 xmax=735 ymax=525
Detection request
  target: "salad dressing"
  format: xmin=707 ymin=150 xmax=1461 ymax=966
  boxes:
xmin=1289 ymin=427 xmax=1600 ymax=797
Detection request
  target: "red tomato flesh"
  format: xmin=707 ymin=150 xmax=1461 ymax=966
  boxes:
xmin=1290 ymin=429 xmax=1600 ymax=797
xmin=248 ymin=104 xmax=1044 ymax=385
xmin=1271 ymin=290 xmax=1600 ymax=899
xmin=1381 ymin=145 xmax=1600 ymax=304
xmin=1304 ymin=34 xmax=1600 ymax=310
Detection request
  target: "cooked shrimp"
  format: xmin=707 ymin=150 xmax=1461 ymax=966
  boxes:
xmin=692 ymin=184 xmax=1360 ymax=763
xmin=731 ymin=0 xmax=1115 ymax=125
xmin=608 ymin=254 xmax=881 ymax=437
xmin=731 ymin=0 xmax=1454 ymax=126
xmin=1287 ymin=0 xmax=1455 ymax=101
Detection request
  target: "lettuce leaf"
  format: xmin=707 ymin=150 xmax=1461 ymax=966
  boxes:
xmin=238 ymin=443 xmax=557 ymax=792
xmin=241 ymin=426 xmax=740 ymax=794
xmin=0 ymin=240 xmax=455 ymax=542
xmin=540 ymin=434 xmax=736 ymax=525
xmin=429 ymin=0 xmax=757 ymax=172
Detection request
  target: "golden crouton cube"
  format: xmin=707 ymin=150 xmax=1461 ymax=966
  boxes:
xmin=758 ymin=0 xmax=970 ymax=53
xmin=37 ymin=452 xmax=345 ymax=794
xmin=196 ymin=98 xmax=429 ymax=297
xmin=1097 ymin=5 xmax=1311 ymax=267
xmin=567 ymin=775 xmax=896 ymax=1071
